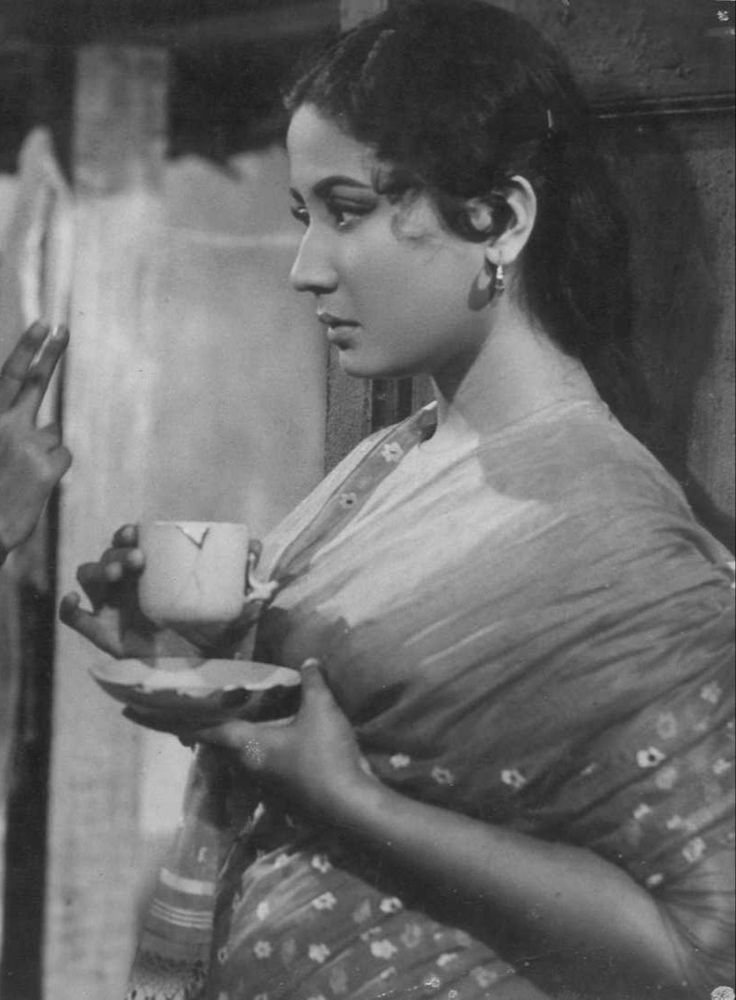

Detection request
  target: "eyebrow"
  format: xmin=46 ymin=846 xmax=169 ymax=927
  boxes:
xmin=289 ymin=175 xmax=374 ymax=201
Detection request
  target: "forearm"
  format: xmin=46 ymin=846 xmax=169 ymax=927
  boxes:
xmin=331 ymin=780 xmax=695 ymax=997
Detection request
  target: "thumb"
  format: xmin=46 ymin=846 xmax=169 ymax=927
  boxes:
xmin=299 ymin=657 xmax=334 ymax=702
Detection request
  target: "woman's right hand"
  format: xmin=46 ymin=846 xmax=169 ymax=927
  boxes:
xmin=59 ymin=524 xmax=198 ymax=659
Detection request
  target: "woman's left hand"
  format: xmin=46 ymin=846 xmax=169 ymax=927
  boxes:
xmin=127 ymin=659 xmax=376 ymax=820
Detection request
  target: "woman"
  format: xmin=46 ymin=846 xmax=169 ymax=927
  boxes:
xmin=1 ymin=321 xmax=71 ymax=564
xmin=61 ymin=2 xmax=734 ymax=997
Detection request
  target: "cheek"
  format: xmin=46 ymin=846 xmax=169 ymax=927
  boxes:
xmin=367 ymin=243 xmax=442 ymax=300
xmin=341 ymin=246 xmax=413 ymax=320
xmin=379 ymin=251 xmax=473 ymax=329
xmin=341 ymin=223 xmax=478 ymax=334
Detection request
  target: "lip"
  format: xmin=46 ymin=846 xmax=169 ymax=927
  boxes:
xmin=316 ymin=311 xmax=359 ymax=330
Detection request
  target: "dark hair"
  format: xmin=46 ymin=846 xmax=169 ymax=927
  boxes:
xmin=285 ymin=0 xmax=635 ymax=416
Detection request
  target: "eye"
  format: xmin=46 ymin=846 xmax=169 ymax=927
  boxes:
xmin=290 ymin=204 xmax=310 ymax=226
xmin=326 ymin=200 xmax=372 ymax=230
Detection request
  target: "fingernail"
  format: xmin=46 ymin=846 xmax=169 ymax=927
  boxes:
xmin=301 ymin=657 xmax=320 ymax=670
xmin=51 ymin=324 xmax=68 ymax=340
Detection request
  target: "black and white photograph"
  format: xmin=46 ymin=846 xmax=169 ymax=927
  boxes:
xmin=0 ymin=1 xmax=734 ymax=998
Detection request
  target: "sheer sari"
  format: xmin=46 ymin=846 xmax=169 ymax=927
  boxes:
xmin=127 ymin=399 xmax=734 ymax=999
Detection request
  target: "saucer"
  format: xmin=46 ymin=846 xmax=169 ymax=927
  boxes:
xmin=89 ymin=657 xmax=301 ymax=725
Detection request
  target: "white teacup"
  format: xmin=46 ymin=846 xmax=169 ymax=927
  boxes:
xmin=137 ymin=521 xmax=250 ymax=626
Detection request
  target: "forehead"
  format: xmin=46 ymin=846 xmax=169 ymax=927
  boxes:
xmin=286 ymin=105 xmax=377 ymax=191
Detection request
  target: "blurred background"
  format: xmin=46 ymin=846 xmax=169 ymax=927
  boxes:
xmin=0 ymin=1 xmax=733 ymax=997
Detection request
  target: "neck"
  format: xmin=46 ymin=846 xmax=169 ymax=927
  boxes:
xmin=428 ymin=306 xmax=600 ymax=449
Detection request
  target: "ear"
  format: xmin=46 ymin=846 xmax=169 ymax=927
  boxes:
xmin=465 ymin=198 xmax=496 ymax=235
xmin=482 ymin=175 xmax=537 ymax=268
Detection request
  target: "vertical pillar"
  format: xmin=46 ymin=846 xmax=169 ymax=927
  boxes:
xmin=44 ymin=46 xmax=167 ymax=1000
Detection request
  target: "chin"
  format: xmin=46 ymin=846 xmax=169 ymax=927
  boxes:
xmin=336 ymin=349 xmax=376 ymax=379
xmin=337 ymin=349 xmax=415 ymax=381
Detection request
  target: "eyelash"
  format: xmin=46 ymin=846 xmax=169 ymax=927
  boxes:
xmin=290 ymin=205 xmax=309 ymax=226
xmin=290 ymin=202 xmax=370 ymax=231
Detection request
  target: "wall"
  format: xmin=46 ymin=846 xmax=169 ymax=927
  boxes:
xmin=616 ymin=112 xmax=735 ymax=543
xmin=516 ymin=0 xmax=735 ymax=539
xmin=513 ymin=0 xmax=734 ymax=538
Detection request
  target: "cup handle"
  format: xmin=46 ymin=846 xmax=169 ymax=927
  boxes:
xmin=244 ymin=576 xmax=279 ymax=605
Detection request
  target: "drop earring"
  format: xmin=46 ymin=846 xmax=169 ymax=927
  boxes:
xmin=484 ymin=248 xmax=505 ymax=299
xmin=494 ymin=262 xmax=505 ymax=297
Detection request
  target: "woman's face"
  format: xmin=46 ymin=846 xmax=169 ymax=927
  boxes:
xmin=287 ymin=105 xmax=490 ymax=380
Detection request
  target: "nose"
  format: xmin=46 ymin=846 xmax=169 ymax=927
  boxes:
xmin=289 ymin=227 xmax=338 ymax=295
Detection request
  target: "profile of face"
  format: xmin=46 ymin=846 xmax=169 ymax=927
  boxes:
xmin=286 ymin=104 xmax=494 ymax=381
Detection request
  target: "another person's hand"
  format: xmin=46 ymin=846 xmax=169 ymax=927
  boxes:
xmin=0 ymin=321 xmax=72 ymax=563
xmin=127 ymin=659 xmax=376 ymax=820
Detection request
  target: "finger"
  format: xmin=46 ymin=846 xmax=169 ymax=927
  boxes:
xmin=74 ymin=563 xmax=111 ymax=610
xmin=80 ymin=548 xmax=143 ymax=584
xmin=190 ymin=719 xmax=276 ymax=772
xmin=121 ymin=708 xmax=242 ymax=736
xmin=14 ymin=325 xmax=69 ymax=421
xmin=247 ymin=539 xmax=263 ymax=571
xmin=76 ymin=559 xmax=122 ymax=592
xmin=75 ymin=548 xmax=143 ymax=605
xmin=112 ymin=523 xmax=139 ymax=548
xmin=97 ymin=546 xmax=145 ymax=576
xmin=0 ymin=373 xmax=20 ymax=413
xmin=0 ymin=323 xmax=50 ymax=412
xmin=37 ymin=423 xmax=62 ymax=450
xmin=0 ymin=322 xmax=50 ymax=401
xmin=58 ymin=592 xmax=122 ymax=656
xmin=298 ymin=658 xmax=336 ymax=705
xmin=121 ymin=707 xmax=193 ymax=733
xmin=34 ymin=444 xmax=72 ymax=491
xmin=190 ymin=717 xmax=258 ymax=747
xmin=46 ymin=444 xmax=72 ymax=479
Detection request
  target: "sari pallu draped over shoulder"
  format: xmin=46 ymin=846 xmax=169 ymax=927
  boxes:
xmin=127 ymin=400 xmax=735 ymax=1000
